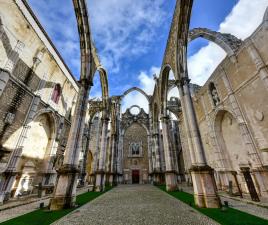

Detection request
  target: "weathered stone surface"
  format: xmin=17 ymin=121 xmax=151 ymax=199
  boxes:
xmin=54 ymin=185 xmax=219 ymax=225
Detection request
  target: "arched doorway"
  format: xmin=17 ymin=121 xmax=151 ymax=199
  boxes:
xmin=13 ymin=113 xmax=55 ymax=197
xmin=215 ymin=110 xmax=259 ymax=200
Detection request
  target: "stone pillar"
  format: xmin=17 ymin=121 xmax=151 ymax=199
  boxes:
xmin=200 ymin=94 xmax=230 ymax=190
xmin=49 ymin=79 xmax=91 ymax=210
xmin=95 ymin=117 xmax=109 ymax=192
xmin=79 ymin=122 xmax=92 ymax=186
xmin=117 ymin=133 xmax=123 ymax=183
xmin=179 ymin=78 xmax=220 ymax=208
xmin=92 ymin=116 xmax=102 ymax=180
xmin=152 ymin=132 xmax=161 ymax=184
xmin=0 ymin=40 xmax=25 ymax=97
xmin=246 ymin=40 xmax=268 ymax=89
xmin=147 ymin=134 xmax=153 ymax=182
xmin=108 ymin=133 xmax=116 ymax=186
xmin=169 ymin=120 xmax=179 ymax=174
xmin=161 ymin=115 xmax=177 ymax=191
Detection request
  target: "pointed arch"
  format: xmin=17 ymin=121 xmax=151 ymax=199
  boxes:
xmin=96 ymin=66 xmax=109 ymax=111
xmin=122 ymin=87 xmax=149 ymax=102
xmin=188 ymin=28 xmax=242 ymax=56
xmin=159 ymin=65 xmax=173 ymax=116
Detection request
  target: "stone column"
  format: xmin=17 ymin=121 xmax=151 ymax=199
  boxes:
xmin=117 ymin=133 xmax=123 ymax=183
xmin=79 ymin=122 xmax=92 ymax=186
xmin=148 ymin=108 xmax=153 ymax=181
xmin=92 ymin=116 xmax=102 ymax=178
xmin=179 ymin=78 xmax=220 ymax=208
xmin=200 ymin=94 xmax=230 ymax=190
xmin=95 ymin=116 xmax=109 ymax=192
xmin=169 ymin=120 xmax=179 ymax=174
xmin=108 ymin=133 xmax=116 ymax=186
xmin=152 ymin=132 xmax=161 ymax=184
xmin=161 ymin=115 xmax=177 ymax=191
xmin=49 ymin=79 xmax=91 ymax=210
xmin=147 ymin=134 xmax=153 ymax=182
xmin=246 ymin=40 xmax=268 ymax=89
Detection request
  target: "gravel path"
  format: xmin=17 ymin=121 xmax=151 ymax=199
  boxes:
xmin=54 ymin=184 xmax=218 ymax=225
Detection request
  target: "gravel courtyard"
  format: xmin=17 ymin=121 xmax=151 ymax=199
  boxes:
xmin=53 ymin=184 xmax=219 ymax=225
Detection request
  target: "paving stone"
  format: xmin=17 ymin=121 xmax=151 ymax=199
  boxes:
xmin=54 ymin=185 xmax=219 ymax=225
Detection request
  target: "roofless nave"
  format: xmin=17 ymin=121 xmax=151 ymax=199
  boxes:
xmin=0 ymin=0 xmax=268 ymax=213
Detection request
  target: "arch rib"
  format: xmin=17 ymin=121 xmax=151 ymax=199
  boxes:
xmin=122 ymin=87 xmax=149 ymax=101
xmin=188 ymin=28 xmax=242 ymax=56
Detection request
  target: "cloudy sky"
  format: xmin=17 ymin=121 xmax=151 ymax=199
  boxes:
xmin=28 ymin=0 xmax=268 ymax=112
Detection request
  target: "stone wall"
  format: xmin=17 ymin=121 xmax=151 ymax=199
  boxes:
xmin=0 ymin=1 xmax=79 ymax=198
xmin=122 ymin=123 xmax=149 ymax=184
xmin=183 ymin=16 xmax=268 ymax=197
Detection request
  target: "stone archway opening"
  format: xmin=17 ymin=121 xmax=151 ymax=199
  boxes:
xmin=215 ymin=110 xmax=259 ymax=199
xmin=13 ymin=112 xmax=55 ymax=197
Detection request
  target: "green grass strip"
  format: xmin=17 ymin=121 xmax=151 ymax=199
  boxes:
xmin=157 ymin=185 xmax=268 ymax=225
xmin=0 ymin=187 xmax=112 ymax=225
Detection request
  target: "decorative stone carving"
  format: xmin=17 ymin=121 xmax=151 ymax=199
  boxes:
xmin=255 ymin=111 xmax=264 ymax=121
xmin=4 ymin=112 xmax=15 ymax=125
xmin=209 ymin=83 xmax=220 ymax=106
xmin=121 ymin=107 xmax=149 ymax=132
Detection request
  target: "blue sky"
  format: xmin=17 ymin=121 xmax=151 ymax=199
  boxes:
xmin=28 ymin=0 xmax=268 ymax=111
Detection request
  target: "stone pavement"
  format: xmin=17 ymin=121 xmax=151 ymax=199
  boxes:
xmin=0 ymin=186 xmax=92 ymax=223
xmin=53 ymin=185 xmax=218 ymax=225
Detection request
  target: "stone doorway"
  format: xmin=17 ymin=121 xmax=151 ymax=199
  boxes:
xmin=241 ymin=168 xmax=260 ymax=202
xmin=132 ymin=170 xmax=139 ymax=184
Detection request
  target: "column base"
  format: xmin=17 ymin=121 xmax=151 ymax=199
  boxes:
xmin=165 ymin=171 xmax=178 ymax=191
xmin=108 ymin=173 xmax=114 ymax=186
xmin=152 ymin=172 xmax=162 ymax=185
xmin=49 ymin=165 xmax=79 ymax=210
xmin=190 ymin=165 xmax=221 ymax=208
xmin=49 ymin=195 xmax=76 ymax=211
xmin=117 ymin=174 xmax=123 ymax=184
xmin=94 ymin=171 xmax=105 ymax=192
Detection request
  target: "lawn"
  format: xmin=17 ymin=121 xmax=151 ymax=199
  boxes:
xmin=157 ymin=185 xmax=268 ymax=225
xmin=0 ymin=187 xmax=112 ymax=225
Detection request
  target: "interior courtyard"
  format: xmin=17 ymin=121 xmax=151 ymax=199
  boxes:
xmin=0 ymin=0 xmax=268 ymax=224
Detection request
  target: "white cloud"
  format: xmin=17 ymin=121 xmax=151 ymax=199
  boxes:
xmin=168 ymin=87 xmax=180 ymax=100
xmin=188 ymin=0 xmax=268 ymax=85
xmin=87 ymin=0 xmax=167 ymax=73
xmin=188 ymin=43 xmax=226 ymax=85
xmin=122 ymin=66 xmax=160 ymax=113
xmin=28 ymin=0 xmax=80 ymax=77
xmin=121 ymin=66 xmax=183 ymax=112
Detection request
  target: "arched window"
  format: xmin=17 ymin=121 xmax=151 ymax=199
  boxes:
xmin=209 ymin=82 xmax=220 ymax=106
xmin=51 ymin=84 xmax=61 ymax=104
xmin=129 ymin=142 xmax=142 ymax=156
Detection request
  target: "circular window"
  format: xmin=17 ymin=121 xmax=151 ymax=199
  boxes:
xmin=129 ymin=105 xmax=141 ymax=115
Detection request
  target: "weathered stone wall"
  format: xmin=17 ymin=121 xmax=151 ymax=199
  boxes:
xmin=123 ymin=123 xmax=149 ymax=184
xmin=0 ymin=1 xmax=79 ymax=197
xmin=185 ymin=17 xmax=268 ymax=196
